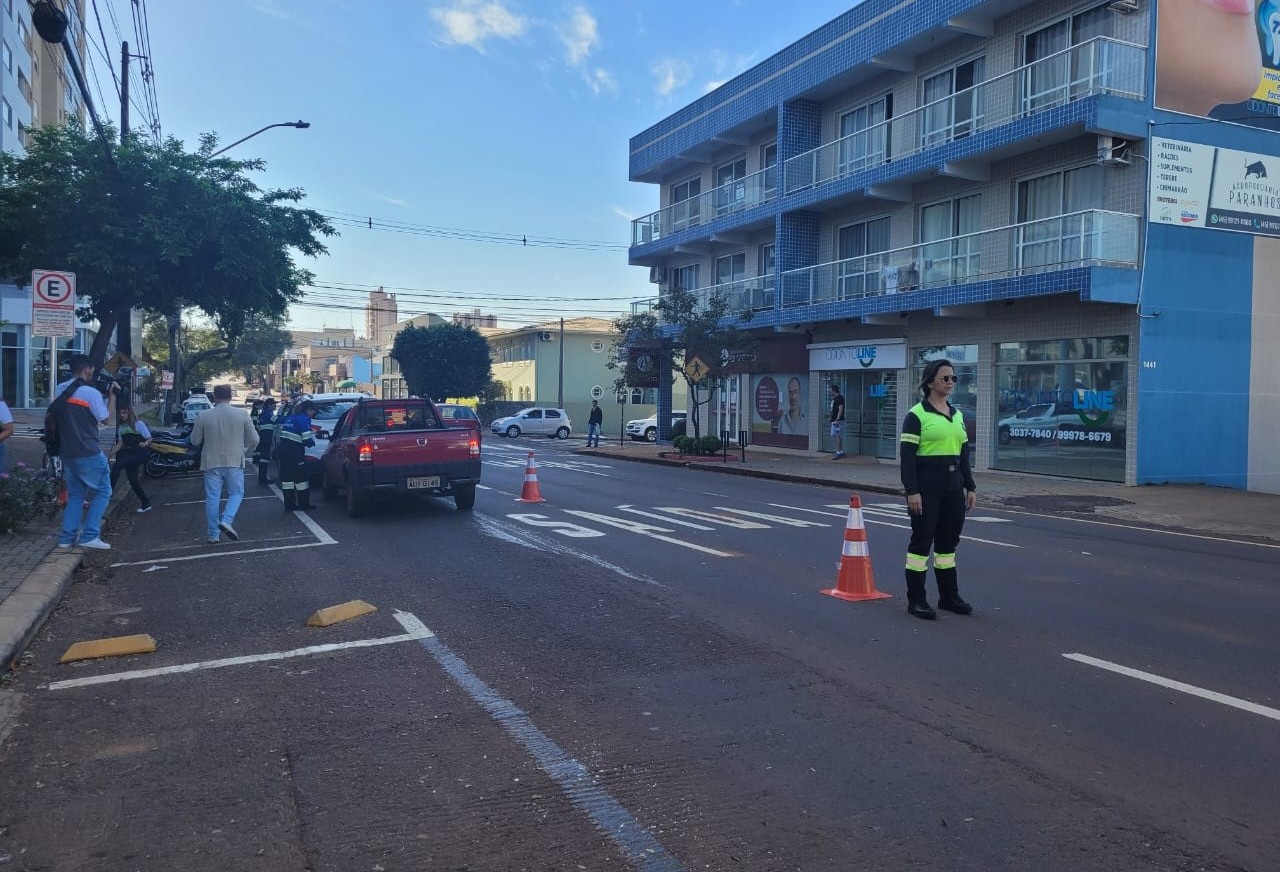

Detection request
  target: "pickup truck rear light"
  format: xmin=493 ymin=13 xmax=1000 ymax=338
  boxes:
xmin=469 ymin=435 xmax=480 ymax=458
xmin=357 ymin=439 xmax=373 ymax=463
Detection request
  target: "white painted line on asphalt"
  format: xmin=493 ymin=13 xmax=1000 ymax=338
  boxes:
xmin=476 ymin=484 xmax=493 ymax=490
xmin=45 ymin=630 xmax=433 ymax=691
xmin=823 ymin=504 xmax=1020 ymax=548
xmin=998 ymin=509 xmax=1280 ymax=550
xmin=131 ymin=534 xmax=313 ymax=555
xmin=391 ymin=611 xmax=685 ymax=872
xmin=163 ymin=496 xmax=276 ymax=507
xmin=615 ymin=505 xmax=715 ymax=530
xmin=1064 ymin=653 xmax=1280 ymax=723
xmin=564 ymin=510 xmax=737 ymax=557
xmin=293 ymin=509 xmax=337 ymax=545
xmin=475 ymin=514 xmax=662 ymax=585
xmin=714 ymin=507 xmax=831 ymax=528
xmin=110 ymin=541 xmax=331 ymax=568
xmin=769 ymin=504 xmax=847 ymax=519
xmin=653 ymin=507 xmax=769 ymax=530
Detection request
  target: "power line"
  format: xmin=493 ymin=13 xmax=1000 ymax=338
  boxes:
xmin=90 ymin=0 xmax=122 ymax=105
xmin=304 ymin=280 xmax=641 ymax=303
xmin=317 ymin=209 xmax=629 ymax=252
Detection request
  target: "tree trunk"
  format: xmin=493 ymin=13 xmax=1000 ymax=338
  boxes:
xmin=87 ymin=310 xmax=122 ymax=366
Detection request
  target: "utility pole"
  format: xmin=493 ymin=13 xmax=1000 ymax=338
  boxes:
xmin=115 ymin=42 xmax=132 ymax=359
xmin=557 ymin=317 xmax=565 ymax=408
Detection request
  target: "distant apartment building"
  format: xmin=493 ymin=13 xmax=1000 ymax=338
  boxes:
xmin=628 ymin=0 xmax=1280 ymax=493
xmin=364 ymin=287 xmax=398 ymax=346
xmin=453 ymin=308 xmax=498 ymax=329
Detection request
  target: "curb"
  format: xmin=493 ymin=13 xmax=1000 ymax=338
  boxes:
xmin=0 ymin=490 xmax=131 ymax=674
xmin=575 ymin=449 xmax=904 ymax=497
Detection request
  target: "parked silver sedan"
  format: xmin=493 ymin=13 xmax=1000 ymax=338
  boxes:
xmin=490 ymin=407 xmax=573 ymax=439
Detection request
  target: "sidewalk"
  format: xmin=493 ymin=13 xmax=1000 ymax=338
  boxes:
xmin=577 ymin=441 xmax=1280 ymax=543
xmin=0 ymin=404 xmax=151 ymax=671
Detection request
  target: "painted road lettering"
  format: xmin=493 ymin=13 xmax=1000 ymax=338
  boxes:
xmin=562 ymin=510 xmax=735 ymax=557
xmin=652 ymin=507 xmax=769 ymax=529
xmin=508 ymin=513 xmax=606 ymax=538
xmin=713 ymin=507 xmax=830 ymax=528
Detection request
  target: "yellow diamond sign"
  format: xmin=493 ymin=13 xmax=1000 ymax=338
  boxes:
xmin=684 ymin=355 xmax=710 ymax=383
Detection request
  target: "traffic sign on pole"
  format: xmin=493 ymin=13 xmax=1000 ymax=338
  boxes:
xmin=31 ymin=270 xmax=77 ymax=338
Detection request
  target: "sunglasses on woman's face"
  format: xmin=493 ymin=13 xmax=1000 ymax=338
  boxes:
xmin=937 ymin=375 xmax=959 ymax=383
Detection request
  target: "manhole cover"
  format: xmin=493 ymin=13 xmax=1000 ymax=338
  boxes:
xmin=1001 ymin=494 xmax=1132 ymax=514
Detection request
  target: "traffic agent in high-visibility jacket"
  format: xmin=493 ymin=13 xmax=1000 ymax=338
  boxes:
xmin=276 ymin=401 xmax=317 ymax=510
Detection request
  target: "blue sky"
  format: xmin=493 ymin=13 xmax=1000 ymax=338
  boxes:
xmin=85 ymin=0 xmax=860 ymax=334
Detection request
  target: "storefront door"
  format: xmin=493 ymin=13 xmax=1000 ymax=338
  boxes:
xmin=822 ymin=371 xmax=897 ymax=458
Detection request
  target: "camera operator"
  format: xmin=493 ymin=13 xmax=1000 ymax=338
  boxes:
xmin=52 ymin=354 xmax=118 ymax=550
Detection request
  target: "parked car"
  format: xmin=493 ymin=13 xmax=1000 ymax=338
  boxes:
xmin=626 ymin=410 xmax=687 ymax=442
xmin=182 ymin=396 xmax=213 ymax=424
xmin=321 ymin=397 xmax=482 ymax=516
xmin=274 ymin=392 xmax=367 ymax=481
xmin=436 ymin=403 xmax=482 ymax=433
xmin=490 ymin=407 xmax=573 ymax=439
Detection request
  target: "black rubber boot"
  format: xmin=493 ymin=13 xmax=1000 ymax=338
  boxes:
xmin=935 ymin=567 xmax=973 ymax=615
xmin=282 ymin=488 xmax=297 ymax=511
xmin=906 ymin=570 xmax=936 ymax=620
xmin=296 ymin=489 xmax=313 ymax=511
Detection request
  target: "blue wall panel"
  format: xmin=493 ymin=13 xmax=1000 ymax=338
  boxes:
xmin=1137 ymin=225 xmax=1253 ymax=487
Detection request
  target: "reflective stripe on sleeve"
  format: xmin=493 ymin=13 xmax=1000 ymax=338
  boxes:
xmin=900 ymin=433 xmax=921 ymax=445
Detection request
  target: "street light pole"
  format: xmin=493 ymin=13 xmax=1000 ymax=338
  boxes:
xmin=208 ymin=121 xmax=311 ymax=158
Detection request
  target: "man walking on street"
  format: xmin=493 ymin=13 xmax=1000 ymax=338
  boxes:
xmin=53 ymin=355 xmax=117 ymax=550
xmin=829 ymin=382 xmax=846 ymax=459
xmin=191 ymin=384 xmax=258 ymax=544
xmin=587 ymin=400 xmax=603 ymax=447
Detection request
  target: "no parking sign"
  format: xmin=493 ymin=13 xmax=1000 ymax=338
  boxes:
xmin=31 ymin=270 xmax=77 ymax=337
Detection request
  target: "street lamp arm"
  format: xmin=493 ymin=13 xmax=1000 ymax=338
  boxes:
xmin=208 ymin=121 xmax=310 ymax=158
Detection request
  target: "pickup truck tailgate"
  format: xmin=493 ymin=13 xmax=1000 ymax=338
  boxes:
xmin=363 ymin=428 xmax=478 ymax=486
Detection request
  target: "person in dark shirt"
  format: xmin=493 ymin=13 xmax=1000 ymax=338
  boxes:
xmin=587 ymin=400 xmax=604 ymax=447
xmin=899 ymin=359 xmax=976 ymax=620
xmin=829 ymin=383 xmax=846 ymax=459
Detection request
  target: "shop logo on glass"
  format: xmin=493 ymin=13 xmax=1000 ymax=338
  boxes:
xmin=857 ymin=346 xmax=878 ymax=368
xmin=1073 ymin=389 xmax=1115 ymax=427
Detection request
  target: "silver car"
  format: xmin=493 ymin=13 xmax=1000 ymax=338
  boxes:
xmin=491 ymin=407 xmax=573 ymax=439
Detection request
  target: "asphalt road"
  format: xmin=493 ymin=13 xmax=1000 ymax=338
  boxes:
xmin=0 ymin=435 xmax=1276 ymax=871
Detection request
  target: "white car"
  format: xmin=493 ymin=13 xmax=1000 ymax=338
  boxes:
xmin=490 ymin=407 xmax=573 ymax=439
xmin=626 ymin=411 xmax=687 ymax=442
xmin=182 ymin=396 xmax=213 ymax=424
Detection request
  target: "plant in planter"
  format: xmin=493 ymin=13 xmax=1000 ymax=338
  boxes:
xmin=0 ymin=463 xmax=56 ymax=533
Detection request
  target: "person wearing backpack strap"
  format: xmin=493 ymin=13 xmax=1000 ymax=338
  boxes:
xmin=53 ymin=354 xmax=117 ymax=550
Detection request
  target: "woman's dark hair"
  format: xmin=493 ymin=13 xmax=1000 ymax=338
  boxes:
xmin=919 ymin=359 xmax=955 ymax=396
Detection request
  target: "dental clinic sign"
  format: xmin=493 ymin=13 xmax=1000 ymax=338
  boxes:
xmin=808 ymin=339 xmax=906 ymax=371
xmin=1149 ymin=137 xmax=1280 ymax=238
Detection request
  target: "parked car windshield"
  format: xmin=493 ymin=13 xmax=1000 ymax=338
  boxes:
xmin=313 ymin=401 xmax=358 ymax=422
xmin=438 ymin=405 xmax=479 ymax=422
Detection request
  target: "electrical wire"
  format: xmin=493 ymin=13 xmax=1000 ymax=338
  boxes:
xmin=303 ymin=280 xmax=642 ymax=303
xmin=90 ymin=0 xmax=122 ymax=105
xmin=318 ymin=210 xmax=629 ymax=252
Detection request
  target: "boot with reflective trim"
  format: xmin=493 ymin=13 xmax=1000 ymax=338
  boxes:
xmin=905 ymin=559 xmax=936 ymax=620
xmin=934 ymin=563 xmax=973 ymax=615
xmin=282 ymin=485 xmax=297 ymax=512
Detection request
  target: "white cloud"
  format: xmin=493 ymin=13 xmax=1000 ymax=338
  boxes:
xmin=610 ymin=205 xmax=638 ymax=222
xmin=652 ymin=58 xmax=691 ymax=97
xmin=429 ymin=0 xmax=528 ymax=51
xmin=558 ymin=6 xmax=599 ymax=66
xmin=379 ymin=195 xmax=409 ymax=208
xmin=584 ymin=68 xmax=616 ymax=94
xmin=702 ymin=80 xmax=726 ymax=94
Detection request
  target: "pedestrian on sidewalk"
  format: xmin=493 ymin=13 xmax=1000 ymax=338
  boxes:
xmin=276 ymin=400 xmax=317 ymax=511
xmin=899 ymin=358 xmax=976 ymax=621
xmin=0 ymin=397 xmax=13 ymax=471
xmin=52 ymin=355 xmax=117 ymax=550
xmin=829 ymin=383 xmax=846 ymax=459
xmin=190 ymin=384 xmax=258 ymax=544
xmin=108 ymin=405 xmax=153 ymax=513
xmin=587 ymin=400 xmax=603 ymax=447
xmin=254 ymin=397 xmax=277 ymax=486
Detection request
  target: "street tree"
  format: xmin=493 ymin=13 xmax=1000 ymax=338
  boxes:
xmin=390 ymin=323 xmax=493 ymax=402
xmin=610 ymin=285 xmax=757 ymax=440
xmin=142 ymin=310 xmax=289 ymax=392
xmin=0 ymin=122 xmax=334 ymax=366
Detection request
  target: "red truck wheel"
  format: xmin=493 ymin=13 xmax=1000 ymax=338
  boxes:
xmin=454 ymin=485 xmax=476 ymax=511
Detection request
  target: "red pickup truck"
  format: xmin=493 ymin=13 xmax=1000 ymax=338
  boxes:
xmin=319 ymin=397 xmax=481 ymax=517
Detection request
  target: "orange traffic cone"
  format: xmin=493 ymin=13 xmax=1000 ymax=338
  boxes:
xmin=821 ymin=495 xmax=892 ymax=602
xmin=515 ymin=451 xmax=545 ymax=503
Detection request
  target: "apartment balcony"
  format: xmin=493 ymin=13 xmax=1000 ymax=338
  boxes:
xmin=630 ymin=275 xmax=777 ymax=321
xmin=783 ymin=38 xmax=1146 ymax=198
xmin=781 ymin=210 xmax=1139 ymax=308
xmin=632 ymin=164 xmax=778 ymax=248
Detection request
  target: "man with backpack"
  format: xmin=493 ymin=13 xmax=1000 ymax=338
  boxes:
xmin=49 ymin=354 xmax=117 ymax=550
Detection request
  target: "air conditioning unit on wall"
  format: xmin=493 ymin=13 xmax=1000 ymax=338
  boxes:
xmin=1097 ymin=135 xmax=1132 ymax=166
xmin=538 ymin=331 xmax=555 ymax=342
xmin=1108 ymin=0 xmax=1138 ymax=13
xmin=649 ymin=265 xmax=667 ymax=284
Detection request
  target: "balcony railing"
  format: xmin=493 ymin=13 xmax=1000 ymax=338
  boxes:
xmin=632 ymin=164 xmax=779 ymax=246
xmin=781 ymin=210 xmax=1140 ymax=307
xmin=783 ymin=37 xmax=1146 ymax=195
xmin=629 ymin=275 xmax=777 ymax=319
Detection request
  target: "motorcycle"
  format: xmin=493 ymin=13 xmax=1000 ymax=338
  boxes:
xmin=144 ymin=435 xmax=202 ymax=478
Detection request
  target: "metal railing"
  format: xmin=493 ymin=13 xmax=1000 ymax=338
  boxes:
xmin=781 ymin=210 xmax=1140 ymax=307
xmin=783 ymin=37 xmax=1146 ymax=194
xmin=631 ymin=164 xmax=779 ymax=246
xmin=629 ymin=275 xmax=777 ymax=319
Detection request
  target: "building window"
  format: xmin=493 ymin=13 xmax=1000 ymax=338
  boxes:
xmin=1016 ymin=165 xmax=1105 ymax=270
xmin=17 ymin=68 xmax=30 ymax=103
xmin=835 ymin=217 xmax=891 ymax=300
xmin=2 ymin=40 xmax=11 ymax=74
xmin=669 ymin=175 xmax=701 ymax=231
xmin=714 ymin=154 xmax=747 ymax=215
xmin=759 ymin=243 xmax=776 ymax=306
xmin=1023 ymin=4 xmax=1112 ymax=112
xmin=17 ymin=17 xmax=28 ymax=47
xmin=922 ymin=57 xmax=985 ymax=147
xmin=671 ymin=263 xmax=700 ymax=292
xmin=920 ymin=195 xmax=981 ymax=286
xmin=1 ymin=97 xmax=12 ymax=130
xmin=993 ymin=337 xmax=1128 ymax=482
xmin=762 ymin=142 xmax=778 ymax=195
xmin=838 ymin=95 xmax=891 ymax=176
xmin=715 ymin=252 xmax=746 ymax=286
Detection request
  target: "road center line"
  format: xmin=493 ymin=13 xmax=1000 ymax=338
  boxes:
xmin=1063 ymin=653 xmax=1280 ymax=723
xmin=392 ymin=611 xmax=685 ymax=872
xmin=45 ymin=630 xmax=433 ymax=691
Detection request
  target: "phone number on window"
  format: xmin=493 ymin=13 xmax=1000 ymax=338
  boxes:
xmin=1058 ymin=429 xmax=1113 ymax=443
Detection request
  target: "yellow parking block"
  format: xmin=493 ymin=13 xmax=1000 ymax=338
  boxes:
xmin=60 ymin=634 xmax=158 ymax=664
xmin=306 ymin=600 xmax=378 ymax=628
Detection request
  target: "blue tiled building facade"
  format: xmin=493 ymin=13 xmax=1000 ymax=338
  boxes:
xmin=627 ymin=0 xmax=1280 ymax=493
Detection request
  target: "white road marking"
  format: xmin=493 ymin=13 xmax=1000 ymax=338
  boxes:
xmin=508 ymin=513 xmax=606 ymax=538
xmin=474 ymin=514 xmax=661 ymax=584
xmin=131 ymin=534 xmax=312 ymax=555
xmin=292 ymin=508 xmax=337 ymax=545
xmin=998 ymin=509 xmax=1280 ymax=550
xmin=476 ymin=485 xmax=493 ymax=490
xmin=391 ymin=611 xmax=684 ymax=871
xmin=967 ymin=516 xmax=1012 ymax=523
xmin=714 ymin=507 xmax=830 ymax=528
xmin=142 ymin=565 xmax=168 ymax=573
xmin=563 ymin=510 xmax=736 ymax=557
xmin=615 ymin=505 xmax=715 ymax=530
xmin=769 ymin=504 xmax=848 ymax=519
xmin=163 ymin=496 xmax=276 ymax=507
xmin=823 ymin=504 xmax=1019 ymax=548
xmin=45 ymin=630 xmax=433 ymax=691
xmin=1064 ymin=653 xmax=1280 ymax=723
xmin=652 ymin=507 xmax=769 ymax=530
xmin=111 ymin=541 xmax=331 ymax=567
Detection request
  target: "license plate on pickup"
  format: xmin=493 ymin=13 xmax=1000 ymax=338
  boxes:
xmin=406 ymin=476 xmax=441 ymax=490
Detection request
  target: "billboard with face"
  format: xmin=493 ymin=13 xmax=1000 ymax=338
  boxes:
xmin=1156 ymin=0 xmax=1280 ymax=128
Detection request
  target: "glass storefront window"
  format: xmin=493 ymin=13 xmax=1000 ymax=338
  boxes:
xmin=30 ymin=336 xmax=51 ymax=407
xmin=993 ymin=336 xmax=1128 ymax=482
xmin=911 ymin=345 xmax=978 ymax=460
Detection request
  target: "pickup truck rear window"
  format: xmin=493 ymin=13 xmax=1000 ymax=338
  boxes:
xmin=351 ymin=402 xmax=443 ymax=433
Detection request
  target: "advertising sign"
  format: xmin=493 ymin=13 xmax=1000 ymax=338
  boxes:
xmin=808 ymin=339 xmax=907 ymax=372
xmin=161 ymin=370 xmax=175 ymax=390
xmin=750 ymin=373 xmax=808 ymax=450
xmin=1155 ymin=0 xmax=1280 ymax=129
xmin=30 ymin=270 xmax=77 ymax=338
xmin=627 ymin=346 xmax=660 ymax=388
xmin=1149 ymin=136 xmax=1280 ymax=236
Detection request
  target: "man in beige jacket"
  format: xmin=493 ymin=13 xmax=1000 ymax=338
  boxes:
xmin=191 ymin=384 xmax=259 ymax=543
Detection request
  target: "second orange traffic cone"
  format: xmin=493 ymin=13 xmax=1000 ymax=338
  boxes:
xmin=821 ymin=495 xmax=892 ymax=602
xmin=515 ymin=451 xmax=545 ymax=503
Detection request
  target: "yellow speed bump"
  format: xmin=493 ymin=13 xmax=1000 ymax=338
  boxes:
xmin=60 ymin=634 xmax=158 ymax=664
xmin=307 ymin=600 xmax=378 ymax=628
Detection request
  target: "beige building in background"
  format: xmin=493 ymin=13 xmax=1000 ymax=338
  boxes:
xmin=364 ymin=288 xmax=398 ymax=347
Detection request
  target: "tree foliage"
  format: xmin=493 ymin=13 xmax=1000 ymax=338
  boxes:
xmin=391 ymin=323 xmax=493 ymax=402
xmin=0 ymin=122 xmax=335 ymax=364
xmin=609 ymin=286 xmax=757 ymax=439
xmin=141 ymin=310 xmax=289 ymax=390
